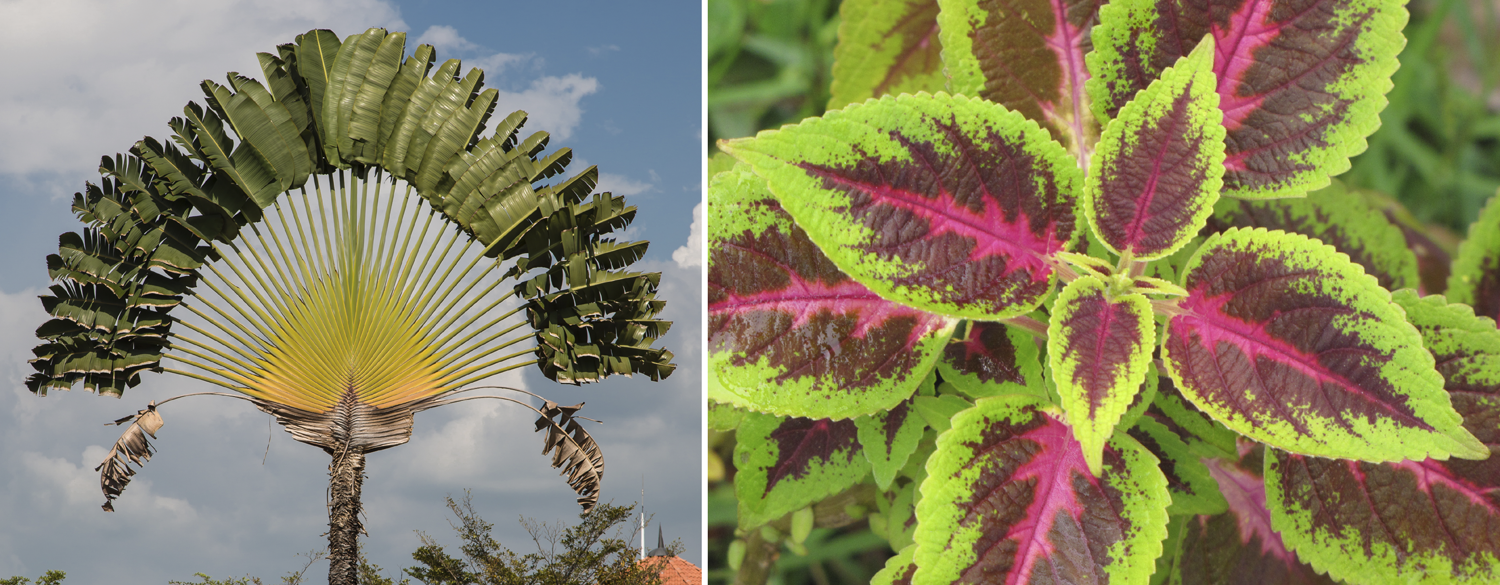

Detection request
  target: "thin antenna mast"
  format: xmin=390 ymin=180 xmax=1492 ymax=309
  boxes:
xmin=640 ymin=476 xmax=646 ymax=561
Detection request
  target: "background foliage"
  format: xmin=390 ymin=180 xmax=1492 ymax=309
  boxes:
xmin=705 ymin=0 xmax=1500 ymax=582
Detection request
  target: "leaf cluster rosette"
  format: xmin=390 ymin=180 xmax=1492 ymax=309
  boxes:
xmin=710 ymin=0 xmax=1500 ymax=582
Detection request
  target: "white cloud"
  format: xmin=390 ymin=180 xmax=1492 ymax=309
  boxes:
xmin=597 ymin=172 xmax=653 ymax=197
xmin=407 ymin=25 xmax=598 ymax=139
xmin=672 ymin=202 xmax=704 ymax=269
xmin=413 ymin=24 xmax=482 ymax=53
xmin=0 ymin=0 xmax=406 ymax=177
xmin=587 ymin=44 xmax=621 ymax=56
xmin=494 ymin=74 xmax=599 ymax=140
xmin=414 ymin=24 xmax=533 ymax=75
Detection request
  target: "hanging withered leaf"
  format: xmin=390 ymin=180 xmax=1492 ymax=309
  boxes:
xmin=1084 ymin=36 xmax=1225 ymax=262
xmin=1208 ymin=179 xmax=1420 ymax=292
xmin=829 ymin=0 xmax=946 ymax=110
xmin=1265 ymin=291 xmax=1500 ymax=585
xmin=708 ymin=165 xmax=956 ymax=420
xmin=1161 ymin=228 xmax=1486 ymax=462
xmin=938 ymin=0 xmax=1103 ymax=158
xmin=1048 ymin=276 xmax=1155 ymax=475
xmin=912 ymin=393 xmax=1169 ymax=585
xmin=97 ymin=402 xmax=164 ymax=512
xmin=1448 ymin=193 xmax=1500 ymax=322
xmin=1086 ymin=0 xmax=1407 ymax=199
xmin=720 ymin=92 xmax=1083 ymax=321
xmin=534 ymin=400 xmax=603 ymax=513
xmin=734 ymin=412 xmax=869 ymax=528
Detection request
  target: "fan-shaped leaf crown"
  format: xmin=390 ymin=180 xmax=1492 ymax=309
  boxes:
xmin=27 ymin=27 xmax=674 ymax=408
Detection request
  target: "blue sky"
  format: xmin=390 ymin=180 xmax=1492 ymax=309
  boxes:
xmin=0 ymin=0 xmax=703 ymax=581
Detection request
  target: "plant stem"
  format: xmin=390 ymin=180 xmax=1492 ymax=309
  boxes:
xmin=327 ymin=447 xmax=366 ymax=585
xmin=1002 ymin=315 xmax=1049 ymax=338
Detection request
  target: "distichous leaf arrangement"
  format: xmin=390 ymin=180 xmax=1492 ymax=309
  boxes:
xmin=710 ymin=0 xmax=1500 ymax=583
xmin=28 ymin=28 xmax=673 ymax=585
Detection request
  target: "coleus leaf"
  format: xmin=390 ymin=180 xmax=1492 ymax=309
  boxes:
xmin=912 ymin=394 xmax=1169 ymax=585
xmin=1208 ymin=179 xmax=1421 ymax=291
xmin=937 ymin=0 xmax=1102 ymax=157
xmin=857 ymin=396 xmax=928 ymax=490
xmin=1156 ymin=448 xmax=1337 ymax=585
xmin=1118 ymin=360 xmax=1160 ymax=431
xmin=937 ymin=320 xmax=1045 ymax=399
xmin=720 ymin=92 xmax=1084 ymax=321
xmin=1161 ymin=227 xmax=1486 ymax=462
xmin=886 ymin=479 xmax=922 ymax=551
xmin=708 ymin=166 xmax=956 ymax=419
xmin=1265 ymin=291 xmax=1500 ymax=585
xmin=874 ymin=544 xmax=919 ymax=585
xmin=709 ymin=400 xmax=746 ymax=432
xmin=1447 ymin=193 xmax=1500 ymax=321
xmin=734 ymin=412 xmax=869 ymax=528
xmin=1128 ymin=412 xmax=1228 ymax=516
xmin=1048 ymin=275 xmax=1155 ymax=475
xmin=912 ymin=393 xmax=973 ymax=433
xmin=1147 ymin=372 xmax=1240 ymax=458
xmin=1361 ymin=189 xmax=1451 ymax=295
xmin=1084 ymin=36 xmax=1225 ymax=261
xmin=1086 ymin=0 xmax=1407 ymax=199
xmin=829 ymin=0 xmax=946 ymax=110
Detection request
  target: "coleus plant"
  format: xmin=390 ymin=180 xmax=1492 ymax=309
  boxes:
xmin=708 ymin=0 xmax=1500 ymax=583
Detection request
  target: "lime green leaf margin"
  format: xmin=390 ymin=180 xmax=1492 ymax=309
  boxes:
xmin=1048 ymin=276 xmax=1154 ymax=476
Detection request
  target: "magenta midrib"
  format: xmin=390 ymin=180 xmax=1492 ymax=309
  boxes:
xmin=958 ymin=419 xmax=1105 ymax=585
xmin=1388 ymin=459 xmax=1500 ymax=515
xmin=979 ymin=0 xmax=1053 ymax=112
xmin=1080 ymin=293 xmax=1126 ymax=415
xmin=1204 ymin=457 xmax=1292 ymax=562
xmin=1117 ymin=92 xmax=1189 ymax=253
xmin=1176 ymin=288 xmax=1430 ymax=430
xmin=712 ymin=284 xmax=925 ymax=340
xmin=1212 ymin=0 xmax=1276 ymax=127
xmin=1043 ymin=0 xmax=1093 ymax=157
xmin=813 ymin=172 xmax=1060 ymax=278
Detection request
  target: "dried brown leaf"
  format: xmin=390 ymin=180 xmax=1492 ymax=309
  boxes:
xmin=95 ymin=402 xmax=163 ymax=512
xmin=534 ymin=400 xmax=604 ymax=512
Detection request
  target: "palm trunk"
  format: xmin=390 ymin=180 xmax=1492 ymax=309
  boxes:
xmin=252 ymin=394 xmax=436 ymax=585
xmin=328 ymin=447 xmax=367 ymax=585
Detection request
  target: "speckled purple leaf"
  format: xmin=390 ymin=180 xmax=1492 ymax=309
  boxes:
xmin=938 ymin=0 xmax=1103 ymax=157
xmin=912 ymin=394 xmax=1169 ymax=585
xmin=938 ymin=320 xmax=1045 ymax=398
xmin=1265 ymin=291 xmax=1500 ymax=585
xmin=1449 ymin=194 xmax=1500 ymax=321
xmin=709 ymin=167 xmax=955 ymax=420
xmin=857 ymin=396 xmax=928 ymax=490
xmin=1206 ymin=179 xmax=1420 ymax=291
xmin=1087 ymin=0 xmax=1407 ymax=199
xmin=735 ymin=412 xmax=868 ymax=528
xmin=1156 ymin=448 xmax=1337 ymax=585
xmin=830 ymin=0 xmax=946 ymax=110
xmin=1085 ymin=36 xmax=1224 ymax=261
xmin=721 ymin=93 xmax=1083 ymax=321
xmin=1161 ymin=228 xmax=1485 ymax=462
xmin=1048 ymin=276 xmax=1155 ymax=475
